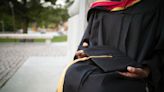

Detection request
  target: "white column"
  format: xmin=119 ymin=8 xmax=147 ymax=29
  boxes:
xmin=67 ymin=0 xmax=96 ymax=61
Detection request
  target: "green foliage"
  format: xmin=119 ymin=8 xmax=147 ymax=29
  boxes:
xmin=1 ymin=14 xmax=13 ymax=32
xmin=52 ymin=36 xmax=67 ymax=42
xmin=0 ymin=0 xmax=70 ymax=33
xmin=0 ymin=39 xmax=19 ymax=42
xmin=0 ymin=36 xmax=67 ymax=42
xmin=36 ymin=7 xmax=69 ymax=28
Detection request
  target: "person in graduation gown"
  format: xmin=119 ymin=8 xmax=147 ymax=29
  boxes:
xmin=60 ymin=0 xmax=164 ymax=92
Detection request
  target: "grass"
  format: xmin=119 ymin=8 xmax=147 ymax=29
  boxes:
xmin=51 ymin=36 xmax=67 ymax=42
xmin=0 ymin=39 xmax=20 ymax=42
xmin=0 ymin=36 xmax=67 ymax=43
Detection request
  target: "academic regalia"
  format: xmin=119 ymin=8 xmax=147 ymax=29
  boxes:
xmin=58 ymin=0 xmax=164 ymax=92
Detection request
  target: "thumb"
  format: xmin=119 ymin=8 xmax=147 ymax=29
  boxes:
xmin=127 ymin=66 xmax=137 ymax=73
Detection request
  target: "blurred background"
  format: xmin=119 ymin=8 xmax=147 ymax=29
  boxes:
xmin=0 ymin=0 xmax=70 ymax=34
xmin=0 ymin=0 xmax=95 ymax=92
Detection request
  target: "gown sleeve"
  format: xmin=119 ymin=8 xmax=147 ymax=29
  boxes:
xmin=77 ymin=13 xmax=95 ymax=50
xmin=158 ymin=3 xmax=164 ymax=90
xmin=154 ymin=2 xmax=164 ymax=91
xmin=142 ymin=2 xmax=164 ymax=91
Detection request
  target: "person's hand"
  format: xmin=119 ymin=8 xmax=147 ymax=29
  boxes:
xmin=119 ymin=66 xmax=150 ymax=79
xmin=75 ymin=42 xmax=89 ymax=59
xmin=75 ymin=50 xmax=88 ymax=59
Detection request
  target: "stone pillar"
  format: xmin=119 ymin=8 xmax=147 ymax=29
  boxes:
xmin=67 ymin=0 xmax=96 ymax=61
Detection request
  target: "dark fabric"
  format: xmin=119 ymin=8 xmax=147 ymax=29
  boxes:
xmin=64 ymin=61 xmax=147 ymax=92
xmin=64 ymin=0 xmax=164 ymax=92
xmin=64 ymin=61 xmax=97 ymax=92
xmin=83 ymin=47 xmax=142 ymax=72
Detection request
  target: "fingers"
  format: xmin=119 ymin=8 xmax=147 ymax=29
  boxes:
xmin=127 ymin=66 xmax=150 ymax=78
xmin=82 ymin=42 xmax=89 ymax=48
xmin=75 ymin=42 xmax=89 ymax=59
xmin=75 ymin=50 xmax=87 ymax=58
xmin=119 ymin=66 xmax=150 ymax=78
xmin=119 ymin=72 xmax=139 ymax=78
xmin=127 ymin=66 xmax=143 ymax=74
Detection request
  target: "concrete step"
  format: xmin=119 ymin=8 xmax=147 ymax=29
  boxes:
xmin=0 ymin=56 xmax=68 ymax=92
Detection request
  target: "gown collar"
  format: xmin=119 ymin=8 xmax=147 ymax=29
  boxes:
xmin=91 ymin=0 xmax=141 ymax=11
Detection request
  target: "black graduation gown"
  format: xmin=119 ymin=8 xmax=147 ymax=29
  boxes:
xmin=63 ymin=0 xmax=164 ymax=92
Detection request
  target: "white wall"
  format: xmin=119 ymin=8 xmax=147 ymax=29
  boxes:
xmin=67 ymin=0 xmax=96 ymax=61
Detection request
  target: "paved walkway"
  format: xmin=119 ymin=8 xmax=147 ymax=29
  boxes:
xmin=0 ymin=56 xmax=69 ymax=92
xmin=0 ymin=42 xmax=67 ymax=88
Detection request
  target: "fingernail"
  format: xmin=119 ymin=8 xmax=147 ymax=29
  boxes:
xmin=79 ymin=50 xmax=84 ymax=53
xmin=82 ymin=42 xmax=89 ymax=48
xmin=127 ymin=66 xmax=134 ymax=71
